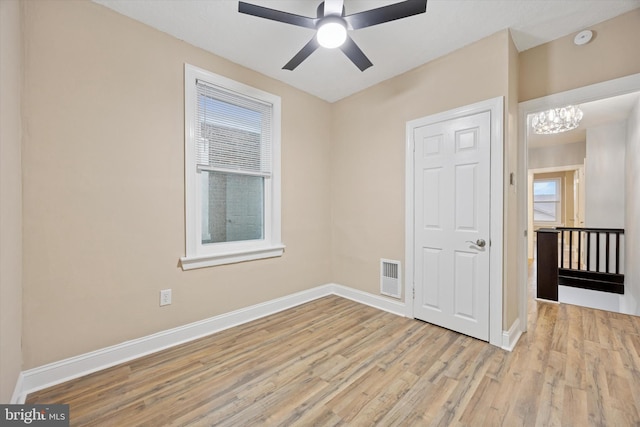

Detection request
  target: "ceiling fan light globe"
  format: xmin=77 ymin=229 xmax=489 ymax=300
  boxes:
xmin=317 ymin=20 xmax=347 ymax=49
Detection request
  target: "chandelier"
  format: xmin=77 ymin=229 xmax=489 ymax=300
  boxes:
xmin=531 ymin=105 xmax=583 ymax=134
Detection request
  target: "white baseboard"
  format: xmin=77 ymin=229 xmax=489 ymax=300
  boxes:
xmin=558 ymin=285 xmax=620 ymax=313
xmin=330 ymin=283 xmax=407 ymax=317
xmin=14 ymin=283 xmax=510 ymax=401
xmin=13 ymin=283 xmax=407 ymax=403
xmin=502 ymin=317 xmax=522 ymax=352
xmin=10 ymin=372 xmax=24 ymax=404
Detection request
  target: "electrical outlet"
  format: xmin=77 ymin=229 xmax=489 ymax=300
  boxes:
xmin=160 ymin=289 xmax=172 ymax=306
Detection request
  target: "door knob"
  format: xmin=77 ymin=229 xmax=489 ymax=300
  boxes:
xmin=466 ymin=239 xmax=486 ymax=248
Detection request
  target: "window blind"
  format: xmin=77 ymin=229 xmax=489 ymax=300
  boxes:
xmin=196 ymin=79 xmax=272 ymax=176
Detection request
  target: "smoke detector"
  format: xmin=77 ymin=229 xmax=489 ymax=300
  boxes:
xmin=574 ymin=30 xmax=593 ymax=46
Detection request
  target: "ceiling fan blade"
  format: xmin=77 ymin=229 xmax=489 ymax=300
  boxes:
xmin=339 ymin=36 xmax=373 ymax=71
xmin=344 ymin=0 xmax=427 ymax=30
xmin=239 ymin=2 xmax=317 ymax=29
xmin=323 ymin=0 xmax=344 ymax=16
xmin=283 ymin=37 xmax=320 ymax=70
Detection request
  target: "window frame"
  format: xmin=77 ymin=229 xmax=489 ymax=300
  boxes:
xmin=533 ymin=177 xmax=563 ymax=226
xmin=180 ymin=64 xmax=284 ymax=270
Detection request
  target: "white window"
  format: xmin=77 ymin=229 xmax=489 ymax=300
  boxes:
xmin=533 ymin=178 xmax=562 ymax=225
xmin=181 ymin=64 xmax=284 ymax=269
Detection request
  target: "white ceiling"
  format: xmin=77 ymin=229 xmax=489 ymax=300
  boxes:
xmin=527 ymin=91 xmax=640 ymax=148
xmin=93 ymin=0 xmax=640 ymax=103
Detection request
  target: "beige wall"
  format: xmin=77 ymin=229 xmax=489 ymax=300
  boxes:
xmin=624 ymin=97 xmax=640 ymax=314
xmin=519 ymin=9 xmax=640 ymax=102
xmin=330 ymin=30 xmax=517 ymax=327
xmin=21 ymin=0 xmax=333 ymax=369
xmin=504 ymin=32 xmax=520 ymax=330
xmin=528 ymin=141 xmax=586 ymax=170
xmin=0 ymin=0 xmax=24 ymax=402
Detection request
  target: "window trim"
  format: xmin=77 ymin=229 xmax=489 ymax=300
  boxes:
xmin=533 ymin=177 xmax=563 ymax=226
xmin=180 ymin=64 xmax=284 ymax=270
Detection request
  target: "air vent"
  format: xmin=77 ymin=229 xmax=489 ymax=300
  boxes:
xmin=380 ymin=259 xmax=401 ymax=299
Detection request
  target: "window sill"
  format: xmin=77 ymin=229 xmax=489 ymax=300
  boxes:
xmin=180 ymin=244 xmax=285 ymax=270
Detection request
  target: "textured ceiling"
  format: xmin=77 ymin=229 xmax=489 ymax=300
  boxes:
xmin=93 ymin=0 xmax=640 ymax=102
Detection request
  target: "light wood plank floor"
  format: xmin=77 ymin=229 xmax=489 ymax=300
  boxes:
xmin=28 ymin=272 xmax=640 ymax=426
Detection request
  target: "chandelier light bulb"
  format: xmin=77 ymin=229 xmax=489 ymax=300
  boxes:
xmin=317 ymin=17 xmax=347 ymax=49
xmin=532 ymin=105 xmax=583 ymax=135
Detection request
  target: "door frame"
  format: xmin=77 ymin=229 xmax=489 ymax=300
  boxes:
xmin=517 ymin=73 xmax=640 ymax=336
xmin=527 ymin=164 xmax=584 ymax=258
xmin=405 ymin=97 xmax=504 ymax=348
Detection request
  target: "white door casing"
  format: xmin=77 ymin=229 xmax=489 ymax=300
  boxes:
xmin=413 ymin=111 xmax=491 ymax=341
xmin=518 ymin=73 xmax=640 ymax=334
xmin=406 ymin=97 xmax=503 ymax=348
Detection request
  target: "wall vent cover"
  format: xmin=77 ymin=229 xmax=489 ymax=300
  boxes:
xmin=380 ymin=259 xmax=401 ymax=299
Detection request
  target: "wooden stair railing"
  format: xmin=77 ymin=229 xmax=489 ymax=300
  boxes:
xmin=536 ymin=227 xmax=624 ymax=301
xmin=557 ymin=227 xmax=624 ymax=295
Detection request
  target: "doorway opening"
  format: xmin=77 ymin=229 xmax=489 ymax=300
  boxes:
xmin=518 ymin=73 xmax=640 ymax=331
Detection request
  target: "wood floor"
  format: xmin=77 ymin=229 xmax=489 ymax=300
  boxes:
xmin=28 ymin=276 xmax=640 ymax=426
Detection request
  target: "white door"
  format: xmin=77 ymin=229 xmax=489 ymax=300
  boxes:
xmin=413 ymin=111 xmax=491 ymax=341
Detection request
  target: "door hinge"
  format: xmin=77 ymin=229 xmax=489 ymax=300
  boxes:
xmin=412 ymin=287 xmax=415 ymax=299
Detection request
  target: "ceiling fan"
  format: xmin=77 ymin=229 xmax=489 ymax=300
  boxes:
xmin=238 ymin=0 xmax=428 ymax=71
